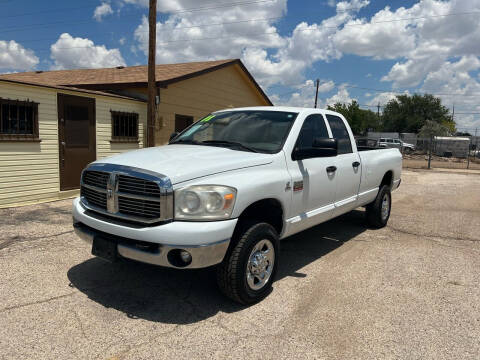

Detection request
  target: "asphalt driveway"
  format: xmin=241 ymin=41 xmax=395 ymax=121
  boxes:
xmin=0 ymin=169 xmax=479 ymax=359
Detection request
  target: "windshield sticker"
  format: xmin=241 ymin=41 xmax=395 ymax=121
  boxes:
xmin=200 ymin=115 xmax=215 ymax=122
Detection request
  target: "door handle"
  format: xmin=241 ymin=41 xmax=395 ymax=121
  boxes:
xmin=352 ymin=161 xmax=360 ymax=168
xmin=326 ymin=166 xmax=337 ymax=173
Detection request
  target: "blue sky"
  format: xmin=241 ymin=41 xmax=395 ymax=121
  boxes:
xmin=1 ymin=0 xmax=480 ymax=131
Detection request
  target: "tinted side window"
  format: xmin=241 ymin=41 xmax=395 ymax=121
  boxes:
xmin=325 ymin=114 xmax=352 ymax=154
xmin=296 ymin=114 xmax=329 ymax=148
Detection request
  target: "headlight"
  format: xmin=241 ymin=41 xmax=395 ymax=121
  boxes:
xmin=174 ymin=185 xmax=237 ymax=221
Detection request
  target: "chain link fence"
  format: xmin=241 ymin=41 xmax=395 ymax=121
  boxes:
xmin=401 ymin=136 xmax=480 ymax=170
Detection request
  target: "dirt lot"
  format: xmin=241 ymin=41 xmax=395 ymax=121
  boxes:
xmin=1 ymin=170 xmax=479 ymax=360
xmin=403 ymin=154 xmax=480 ymax=170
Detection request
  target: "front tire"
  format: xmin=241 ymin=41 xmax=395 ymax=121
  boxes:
xmin=366 ymin=185 xmax=391 ymax=228
xmin=216 ymin=222 xmax=279 ymax=304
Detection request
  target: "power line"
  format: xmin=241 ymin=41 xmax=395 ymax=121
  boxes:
xmin=0 ymin=3 xmax=369 ymax=37
xmin=342 ymin=84 xmax=480 ymax=98
xmin=9 ymin=16 xmax=285 ymax=45
xmin=0 ymin=0 xmax=276 ymax=20
xmin=27 ymin=8 xmax=480 ymax=59
xmin=0 ymin=0 xmax=104 ymax=20
xmin=0 ymin=0 xmax=279 ymax=32
xmin=274 ymin=81 xmax=480 ymax=101
xmin=2 ymin=5 xmax=480 ymax=39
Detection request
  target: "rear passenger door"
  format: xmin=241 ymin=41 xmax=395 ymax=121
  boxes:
xmin=325 ymin=114 xmax=361 ymax=217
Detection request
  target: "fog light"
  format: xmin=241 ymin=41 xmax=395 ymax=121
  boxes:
xmin=180 ymin=250 xmax=192 ymax=264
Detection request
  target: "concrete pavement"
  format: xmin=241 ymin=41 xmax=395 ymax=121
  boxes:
xmin=0 ymin=170 xmax=479 ymax=359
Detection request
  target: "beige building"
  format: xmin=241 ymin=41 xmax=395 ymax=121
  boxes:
xmin=0 ymin=59 xmax=271 ymax=208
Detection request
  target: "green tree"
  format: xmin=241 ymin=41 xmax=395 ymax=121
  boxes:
xmin=327 ymin=100 xmax=380 ymax=135
xmin=418 ymin=120 xmax=451 ymax=138
xmin=381 ymin=94 xmax=455 ymax=133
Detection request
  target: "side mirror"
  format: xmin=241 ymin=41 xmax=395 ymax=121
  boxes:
xmin=313 ymin=138 xmax=338 ymax=154
xmin=169 ymin=132 xmax=179 ymax=142
xmin=292 ymin=138 xmax=338 ymax=161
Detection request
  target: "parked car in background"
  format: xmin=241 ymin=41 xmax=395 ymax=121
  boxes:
xmin=378 ymin=138 xmax=415 ymax=153
xmin=73 ymin=107 xmax=402 ymax=304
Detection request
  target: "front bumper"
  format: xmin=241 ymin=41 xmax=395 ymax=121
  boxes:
xmin=72 ymin=197 xmax=236 ymax=269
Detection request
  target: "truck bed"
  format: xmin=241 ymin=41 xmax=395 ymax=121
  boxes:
xmin=357 ymin=146 xmax=384 ymax=151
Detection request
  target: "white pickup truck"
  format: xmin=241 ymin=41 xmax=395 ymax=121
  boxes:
xmin=73 ymin=107 xmax=402 ymax=304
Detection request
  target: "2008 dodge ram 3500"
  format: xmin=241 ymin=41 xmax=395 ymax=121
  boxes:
xmin=73 ymin=106 xmax=402 ymax=304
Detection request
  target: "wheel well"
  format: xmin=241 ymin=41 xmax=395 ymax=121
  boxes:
xmin=237 ymin=199 xmax=283 ymax=235
xmin=381 ymin=171 xmax=393 ymax=188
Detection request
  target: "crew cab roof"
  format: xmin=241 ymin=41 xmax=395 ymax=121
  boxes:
xmin=213 ymin=106 xmax=342 ymax=117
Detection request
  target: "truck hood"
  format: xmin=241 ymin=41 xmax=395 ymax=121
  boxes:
xmin=93 ymin=144 xmax=274 ymax=184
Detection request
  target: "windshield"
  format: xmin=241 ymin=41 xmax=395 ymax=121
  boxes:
xmin=170 ymin=110 xmax=298 ymax=154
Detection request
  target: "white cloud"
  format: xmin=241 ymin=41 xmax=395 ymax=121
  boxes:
xmin=325 ymin=87 xmax=355 ymax=106
xmin=125 ymin=0 xmax=480 ymax=128
xmin=119 ymin=37 xmax=126 ymax=45
xmin=0 ymin=40 xmax=39 ymax=71
xmin=50 ymin=33 xmax=126 ymax=70
xmin=272 ymin=80 xmax=351 ymax=108
xmin=334 ymin=6 xmax=416 ymax=60
xmin=132 ymin=0 xmax=369 ymax=88
xmin=133 ymin=0 xmax=287 ymax=65
xmin=318 ymin=80 xmax=335 ymax=92
xmin=271 ymin=79 xmax=335 ymax=107
xmin=366 ymin=91 xmax=404 ymax=107
xmin=93 ymin=2 xmax=113 ymax=22
xmin=420 ymin=56 xmax=480 ymax=124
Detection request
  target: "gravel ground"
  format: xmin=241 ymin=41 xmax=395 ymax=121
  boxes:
xmin=0 ymin=169 xmax=479 ymax=360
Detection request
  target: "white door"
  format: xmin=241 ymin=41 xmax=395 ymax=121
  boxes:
xmin=285 ymin=114 xmax=337 ymax=235
xmin=324 ymin=114 xmax=362 ymax=217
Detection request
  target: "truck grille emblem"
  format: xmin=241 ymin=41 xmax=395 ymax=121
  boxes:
xmin=106 ymin=173 xmax=119 ymax=213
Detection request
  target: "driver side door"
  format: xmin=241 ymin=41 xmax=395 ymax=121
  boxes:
xmin=285 ymin=114 xmax=337 ymax=235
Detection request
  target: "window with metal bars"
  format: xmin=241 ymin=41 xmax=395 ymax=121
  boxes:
xmin=111 ymin=110 xmax=139 ymax=142
xmin=0 ymin=98 xmax=39 ymax=141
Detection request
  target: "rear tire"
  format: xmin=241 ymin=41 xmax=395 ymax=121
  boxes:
xmin=366 ymin=185 xmax=391 ymax=228
xmin=216 ymin=222 xmax=279 ymax=305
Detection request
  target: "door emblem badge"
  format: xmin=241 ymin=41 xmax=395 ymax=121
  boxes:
xmin=293 ymin=180 xmax=304 ymax=192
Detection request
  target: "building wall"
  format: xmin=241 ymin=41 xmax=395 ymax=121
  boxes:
xmin=0 ymin=81 xmax=146 ymax=208
xmin=95 ymin=96 xmax=147 ymax=159
xmin=155 ymin=64 xmax=270 ymax=145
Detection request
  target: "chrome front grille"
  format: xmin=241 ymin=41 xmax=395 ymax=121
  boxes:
xmin=80 ymin=164 xmax=173 ymax=224
xmin=118 ymin=197 xmax=160 ymax=219
xmin=82 ymin=170 xmax=109 ymax=189
xmin=81 ymin=185 xmax=107 ymax=209
xmin=118 ymin=175 xmax=161 ymax=197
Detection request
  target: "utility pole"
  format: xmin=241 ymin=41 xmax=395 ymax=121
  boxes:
xmin=146 ymin=0 xmax=157 ymax=147
xmin=475 ymin=128 xmax=478 ymax=150
xmin=377 ymin=103 xmax=380 ymax=118
xmin=468 ymin=127 xmax=478 ymax=169
xmin=314 ymin=79 xmax=319 ymax=108
xmin=452 ymin=104 xmax=455 ymax=122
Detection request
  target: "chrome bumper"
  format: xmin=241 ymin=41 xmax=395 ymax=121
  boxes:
xmin=73 ymin=220 xmax=230 ymax=269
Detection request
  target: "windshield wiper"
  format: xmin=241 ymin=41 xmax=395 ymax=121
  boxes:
xmin=170 ymin=139 xmax=203 ymax=145
xmin=201 ymin=140 xmax=259 ymax=153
